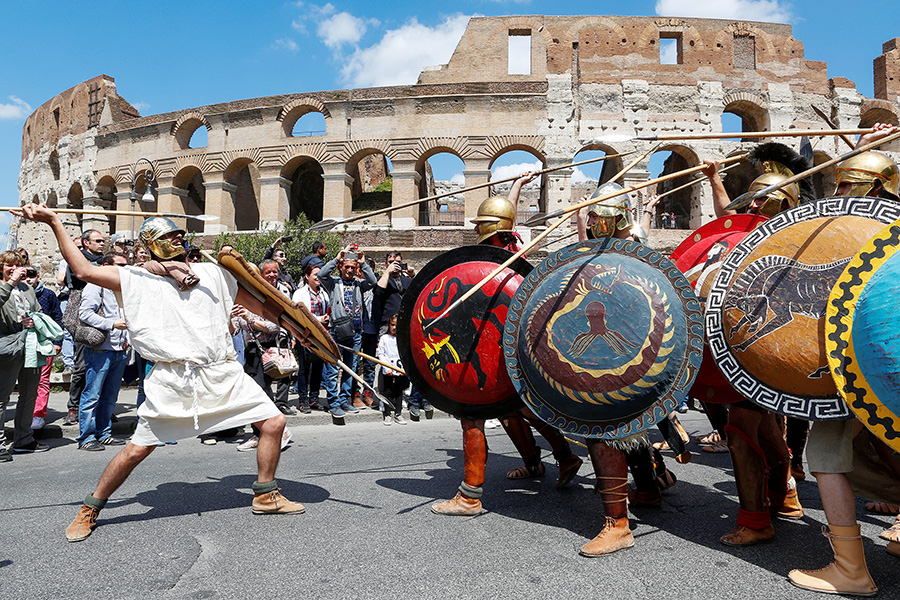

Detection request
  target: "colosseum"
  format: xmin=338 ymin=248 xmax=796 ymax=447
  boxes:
xmin=15 ymin=15 xmax=900 ymax=265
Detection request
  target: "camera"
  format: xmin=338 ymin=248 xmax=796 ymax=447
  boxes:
xmin=398 ymin=262 xmax=408 ymax=271
xmin=345 ymin=252 xmax=358 ymax=261
xmin=25 ymin=268 xmax=37 ymax=278
xmin=281 ymin=235 xmax=294 ymax=243
xmin=350 ymin=243 xmax=359 ymax=251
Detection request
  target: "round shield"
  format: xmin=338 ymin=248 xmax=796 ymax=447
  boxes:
xmin=397 ymin=245 xmax=531 ymax=420
xmin=826 ymin=219 xmax=900 ymax=452
xmin=504 ymin=239 xmax=703 ymax=440
xmin=671 ymin=215 xmax=768 ymax=399
xmin=706 ymin=196 xmax=900 ymax=420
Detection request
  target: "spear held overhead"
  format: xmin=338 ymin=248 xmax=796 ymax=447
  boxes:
xmin=592 ymin=128 xmax=876 ymax=144
xmin=307 ymin=150 xmax=637 ymax=232
xmin=523 ymin=143 xmax=660 ymax=226
xmin=725 ymin=127 xmax=900 ymax=210
xmin=426 ymin=152 xmax=748 ymax=329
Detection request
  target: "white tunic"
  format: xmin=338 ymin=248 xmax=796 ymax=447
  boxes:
xmin=117 ymin=263 xmax=280 ymax=446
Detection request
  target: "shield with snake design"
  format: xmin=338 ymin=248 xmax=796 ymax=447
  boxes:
xmin=397 ymin=245 xmax=532 ymax=420
xmin=706 ymin=197 xmax=900 ymax=420
xmin=503 ymin=239 xmax=703 ymax=440
xmin=671 ymin=215 xmax=768 ymax=402
xmin=826 ymin=218 xmax=900 ymax=452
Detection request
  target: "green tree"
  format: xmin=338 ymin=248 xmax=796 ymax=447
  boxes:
xmin=211 ymin=215 xmax=342 ymax=283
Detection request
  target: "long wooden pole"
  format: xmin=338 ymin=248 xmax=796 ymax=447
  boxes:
xmin=308 ymin=150 xmax=637 ymax=231
xmin=726 ymin=128 xmax=900 ymax=209
xmin=595 ymin=128 xmax=873 ymax=143
xmin=810 ymin=106 xmax=855 ymax=150
xmin=426 ymin=153 xmax=748 ymax=328
xmin=338 ymin=344 xmax=407 ymax=376
xmin=1 ymin=206 xmax=218 ymax=220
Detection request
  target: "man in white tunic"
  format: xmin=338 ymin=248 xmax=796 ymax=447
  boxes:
xmin=17 ymin=205 xmax=305 ymax=543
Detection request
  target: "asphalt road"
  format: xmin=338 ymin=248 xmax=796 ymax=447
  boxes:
xmin=1 ymin=391 xmax=898 ymax=600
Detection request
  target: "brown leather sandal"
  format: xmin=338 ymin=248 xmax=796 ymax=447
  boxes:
xmin=506 ymin=462 xmax=546 ymax=479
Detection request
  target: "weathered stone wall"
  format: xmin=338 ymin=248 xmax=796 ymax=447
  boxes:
xmin=15 ymin=15 xmax=900 ymax=271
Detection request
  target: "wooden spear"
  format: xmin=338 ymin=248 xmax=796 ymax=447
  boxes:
xmin=426 ymin=153 xmax=748 ymax=329
xmin=810 ymin=106 xmax=856 ymax=150
xmin=0 ymin=206 xmax=219 ymax=221
xmin=523 ymin=143 xmax=660 ymax=226
xmin=725 ymin=127 xmax=900 ymax=210
xmin=307 ymin=150 xmax=637 ymax=232
xmin=337 ymin=343 xmax=407 ymax=376
xmin=591 ymin=128 xmax=875 ymax=144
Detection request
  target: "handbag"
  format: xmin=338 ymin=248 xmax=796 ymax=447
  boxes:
xmin=331 ymin=315 xmax=356 ymax=342
xmin=61 ymin=288 xmax=107 ymax=349
xmin=251 ymin=330 xmax=298 ymax=379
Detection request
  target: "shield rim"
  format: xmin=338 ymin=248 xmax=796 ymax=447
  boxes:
xmin=397 ymin=245 xmax=532 ymax=420
xmin=216 ymin=248 xmax=339 ymax=364
xmin=504 ymin=238 xmax=704 ymax=440
xmin=705 ymin=196 xmax=900 ymax=420
xmin=826 ymin=218 xmax=900 ymax=452
xmin=672 ymin=214 xmax=768 ymax=399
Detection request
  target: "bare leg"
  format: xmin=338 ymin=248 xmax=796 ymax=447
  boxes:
xmin=92 ymin=443 xmax=157 ymax=500
xmin=253 ymin=414 xmax=286 ymax=483
xmin=815 ymin=472 xmax=857 ymax=527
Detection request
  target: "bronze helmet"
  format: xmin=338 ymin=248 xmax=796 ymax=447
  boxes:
xmin=138 ymin=217 xmax=186 ymax=260
xmin=586 ymin=182 xmax=633 ymax=239
xmin=472 ymin=196 xmax=516 ymax=244
xmin=747 ymin=168 xmax=800 ymax=218
xmin=834 ymin=151 xmax=899 ymax=199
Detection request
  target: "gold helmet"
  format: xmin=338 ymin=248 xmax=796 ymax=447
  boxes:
xmin=747 ymin=171 xmax=800 ymax=217
xmin=586 ymin=182 xmax=633 ymax=239
xmin=472 ymin=196 xmax=516 ymax=244
xmin=138 ymin=217 xmax=186 ymax=260
xmin=834 ymin=151 xmax=899 ymax=199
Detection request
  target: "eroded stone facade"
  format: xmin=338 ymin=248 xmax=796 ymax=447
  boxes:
xmin=16 ymin=16 xmax=900 ymax=263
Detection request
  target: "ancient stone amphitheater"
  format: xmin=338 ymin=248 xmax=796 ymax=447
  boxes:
xmin=15 ymin=15 xmax=900 ymax=268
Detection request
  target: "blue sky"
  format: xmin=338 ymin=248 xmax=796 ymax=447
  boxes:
xmin=1 ymin=0 xmax=897 ymax=246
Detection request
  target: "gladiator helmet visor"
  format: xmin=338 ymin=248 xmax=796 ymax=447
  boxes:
xmin=138 ymin=217 xmax=186 ymax=260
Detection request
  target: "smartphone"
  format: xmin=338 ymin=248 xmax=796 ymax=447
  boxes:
xmin=282 ymin=235 xmax=294 ymax=243
xmin=345 ymin=252 xmax=358 ymax=261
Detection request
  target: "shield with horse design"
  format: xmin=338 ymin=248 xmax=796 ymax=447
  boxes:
xmin=504 ymin=239 xmax=703 ymax=440
xmin=706 ymin=196 xmax=900 ymax=420
xmin=827 ymin=218 xmax=900 ymax=452
xmin=397 ymin=245 xmax=532 ymax=420
xmin=671 ymin=214 xmax=767 ymax=402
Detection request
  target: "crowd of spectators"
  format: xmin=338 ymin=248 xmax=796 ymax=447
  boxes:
xmin=1 ymin=231 xmax=433 ymax=463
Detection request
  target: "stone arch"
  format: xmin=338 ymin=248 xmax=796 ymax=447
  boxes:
xmin=224 ymin=158 xmax=261 ymax=231
xmin=67 ymin=182 xmax=84 ymax=229
xmin=652 ymin=145 xmax=701 ymax=229
xmin=565 ymin=16 xmax=627 ymax=48
xmin=812 ymin=150 xmax=837 ymax=200
xmin=488 ymin=144 xmax=546 ymax=215
xmin=282 ymin=155 xmax=325 ymax=223
xmin=715 ymin=23 xmax=779 ymax=61
xmin=173 ymin=165 xmax=206 ymax=233
xmin=278 ymin=97 xmax=331 ymax=138
xmin=172 ymin=112 xmax=212 ymax=150
xmin=49 ymin=149 xmax=60 ymax=180
xmin=859 ymin=99 xmax=899 ymax=127
xmin=414 ymin=147 xmax=467 ymax=226
xmin=723 ymin=91 xmax=769 ymax=133
xmin=575 ymin=142 xmax=624 ymax=179
xmin=343 ymin=147 xmax=394 ymax=208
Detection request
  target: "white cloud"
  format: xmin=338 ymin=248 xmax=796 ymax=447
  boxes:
xmin=131 ymin=101 xmax=152 ymax=112
xmin=655 ymin=0 xmax=793 ymax=22
xmin=273 ymin=38 xmax=299 ymax=52
xmin=341 ymin=15 xmax=471 ymax=88
xmin=491 ymin=161 xmax=543 ymax=184
xmin=0 ymin=95 xmax=32 ymax=120
xmin=291 ymin=2 xmax=336 ymax=34
xmin=318 ymin=11 xmax=376 ymax=49
xmin=571 ymin=167 xmax=594 ymax=184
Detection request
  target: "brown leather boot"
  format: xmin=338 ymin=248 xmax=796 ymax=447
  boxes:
xmin=625 ymin=446 xmax=662 ymax=508
xmin=352 ymin=393 xmax=366 ymax=409
xmin=251 ymin=489 xmax=306 ymax=514
xmin=721 ymin=425 xmax=775 ymax=546
xmin=788 ymin=524 xmax=878 ymax=596
xmin=580 ymin=516 xmax=634 ymax=557
xmin=774 ymin=488 xmax=804 ymax=520
xmin=431 ymin=490 xmax=484 ymax=516
xmin=65 ymin=504 xmax=100 ymax=542
xmin=581 ymin=440 xmax=634 ymax=557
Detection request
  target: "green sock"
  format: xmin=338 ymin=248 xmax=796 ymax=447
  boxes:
xmin=252 ymin=480 xmax=278 ymax=494
xmin=84 ymin=494 xmax=107 ymax=511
